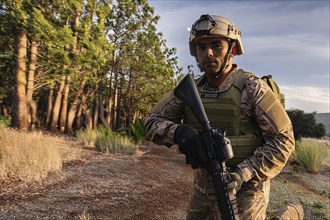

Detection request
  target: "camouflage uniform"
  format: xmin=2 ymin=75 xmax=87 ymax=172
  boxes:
xmin=145 ymin=66 xmax=299 ymax=219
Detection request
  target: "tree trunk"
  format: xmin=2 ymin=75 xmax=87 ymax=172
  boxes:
xmin=59 ymin=75 xmax=70 ymax=132
xmin=11 ymin=31 xmax=28 ymax=131
xmin=75 ymin=102 xmax=83 ymax=130
xmin=49 ymin=76 xmax=65 ymax=132
xmin=66 ymin=80 xmax=85 ymax=134
xmin=126 ymin=70 xmax=134 ymax=127
xmin=98 ymin=81 xmax=110 ymax=128
xmin=112 ymin=71 xmax=118 ymax=129
xmin=45 ymin=87 xmax=54 ymax=126
xmin=106 ymin=85 xmax=112 ymax=126
xmin=106 ymin=52 xmax=116 ymax=126
xmin=71 ymin=6 xmax=81 ymax=55
xmin=81 ymin=94 xmax=92 ymax=130
xmin=26 ymin=40 xmax=39 ymax=129
xmin=92 ymin=98 xmax=99 ymax=129
xmin=115 ymin=77 xmax=123 ymax=130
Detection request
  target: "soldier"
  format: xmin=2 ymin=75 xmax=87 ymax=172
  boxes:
xmin=145 ymin=14 xmax=303 ymax=219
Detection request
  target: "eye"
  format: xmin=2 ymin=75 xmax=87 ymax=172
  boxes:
xmin=197 ymin=45 xmax=206 ymax=51
xmin=213 ymin=43 xmax=223 ymax=49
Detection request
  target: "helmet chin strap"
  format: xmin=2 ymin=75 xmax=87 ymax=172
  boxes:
xmin=215 ymin=41 xmax=236 ymax=79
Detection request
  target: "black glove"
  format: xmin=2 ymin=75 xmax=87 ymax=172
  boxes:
xmin=174 ymin=124 xmax=208 ymax=169
xmin=227 ymin=167 xmax=244 ymax=194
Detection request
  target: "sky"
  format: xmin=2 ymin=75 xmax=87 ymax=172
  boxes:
xmin=148 ymin=0 xmax=330 ymax=113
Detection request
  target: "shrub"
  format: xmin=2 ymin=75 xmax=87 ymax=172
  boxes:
xmin=287 ymin=109 xmax=326 ymax=140
xmin=0 ymin=128 xmax=61 ymax=182
xmin=0 ymin=116 xmax=11 ymax=128
xmin=0 ymin=128 xmax=82 ymax=182
xmin=76 ymin=128 xmax=98 ymax=145
xmin=293 ymin=139 xmax=330 ymax=173
xmin=95 ymin=132 xmax=137 ymax=155
xmin=121 ymin=119 xmax=146 ymax=144
xmin=77 ymin=126 xmax=137 ymax=155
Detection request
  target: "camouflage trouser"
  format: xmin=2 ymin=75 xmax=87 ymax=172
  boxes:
xmin=270 ymin=201 xmax=304 ymax=220
xmin=185 ymin=180 xmax=304 ymax=220
xmin=186 ymin=180 xmax=270 ymax=220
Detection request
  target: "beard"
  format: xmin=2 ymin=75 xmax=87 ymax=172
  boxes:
xmin=200 ymin=58 xmax=223 ymax=75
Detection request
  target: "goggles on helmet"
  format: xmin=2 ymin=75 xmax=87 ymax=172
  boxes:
xmin=189 ymin=14 xmax=244 ymax=56
xmin=191 ymin=14 xmax=217 ymax=38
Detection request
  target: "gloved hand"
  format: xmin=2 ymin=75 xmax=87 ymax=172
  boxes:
xmin=204 ymin=167 xmax=244 ymax=202
xmin=174 ymin=124 xmax=208 ymax=169
xmin=227 ymin=167 xmax=244 ymax=194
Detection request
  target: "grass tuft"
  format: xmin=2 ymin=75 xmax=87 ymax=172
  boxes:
xmin=77 ymin=126 xmax=137 ymax=155
xmin=76 ymin=128 xmax=99 ymax=146
xmin=124 ymin=119 xmax=146 ymax=144
xmin=0 ymin=128 xmax=81 ymax=182
xmin=0 ymin=116 xmax=11 ymax=128
xmin=293 ymin=138 xmax=330 ymax=173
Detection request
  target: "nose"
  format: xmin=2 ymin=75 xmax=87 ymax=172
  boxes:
xmin=206 ymin=46 xmax=213 ymax=57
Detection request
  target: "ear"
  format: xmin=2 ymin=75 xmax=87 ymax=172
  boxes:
xmin=195 ymin=57 xmax=202 ymax=71
xmin=230 ymin=45 xmax=238 ymax=57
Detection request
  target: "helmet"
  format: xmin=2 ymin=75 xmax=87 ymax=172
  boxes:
xmin=189 ymin=14 xmax=244 ymax=56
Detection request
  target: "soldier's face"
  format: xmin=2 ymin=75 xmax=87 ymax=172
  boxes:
xmin=195 ymin=37 xmax=229 ymax=75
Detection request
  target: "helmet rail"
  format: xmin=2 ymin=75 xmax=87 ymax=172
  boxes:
xmin=189 ymin=14 xmax=244 ymax=56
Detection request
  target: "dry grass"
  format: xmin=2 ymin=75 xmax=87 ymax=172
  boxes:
xmin=293 ymin=138 xmax=330 ymax=173
xmin=0 ymin=128 xmax=82 ymax=183
xmin=76 ymin=126 xmax=138 ymax=155
xmin=268 ymin=138 xmax=330 ymax=219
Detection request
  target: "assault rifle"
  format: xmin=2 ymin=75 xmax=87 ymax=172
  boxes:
xmin=174 ymin=74 xmax=239 ymax=220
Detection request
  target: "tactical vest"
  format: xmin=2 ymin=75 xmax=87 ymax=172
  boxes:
xmin=183 ymin=69 xmax=264 ymax=166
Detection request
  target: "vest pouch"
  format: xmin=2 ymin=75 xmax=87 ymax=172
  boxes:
xmin=226 ymin=134 xmax=264 ymax=166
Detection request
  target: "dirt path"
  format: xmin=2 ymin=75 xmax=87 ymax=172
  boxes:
xmin=1 ymin=143 xmax=329 ymax=220
xmin=0 ymin=144 xmax=193 ymax=220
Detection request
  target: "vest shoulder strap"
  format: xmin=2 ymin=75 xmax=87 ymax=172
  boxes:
xmin=261 ymin=75 xmax=286 ymax=108
xmin=233 ymin=69 xmax=255 ymax=91
xmin=234 ymin=70 xmax=286 ymax=108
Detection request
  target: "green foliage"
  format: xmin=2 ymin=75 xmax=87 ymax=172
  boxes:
xmin=0 ymin=0 xmax=182 ymax=132
xmin=76 ymin=128 xmax=99 ymax=145
xmin=76 ymin=126 xmax=137 ymax=155
xmin=312 ymin=201 xmax=324 ymax=209
xmin=121 ymin=119 xmax=146 ymax=144
xmin=95 ymin=132 xmax=137 ymax=155
xmin=287 ymin=109 xmax=326 ymax=140
xmin=293 ymin=139 xmax=329 ymax=173
xmin=321 ymin=189 xmax=330 ymax=200
xmin=0 ymin=116 xmax=11 ymax=128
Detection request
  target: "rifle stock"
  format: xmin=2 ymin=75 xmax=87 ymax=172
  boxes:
xmin=174 ymin=74 xmax=239 ymax=220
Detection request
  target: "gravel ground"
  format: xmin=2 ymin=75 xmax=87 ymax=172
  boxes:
xmin=0 ymin=142 xmax=329 ymax=220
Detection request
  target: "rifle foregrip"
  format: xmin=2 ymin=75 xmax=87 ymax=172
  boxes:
xmin=212 ymin=171 xmax=239 ymax=220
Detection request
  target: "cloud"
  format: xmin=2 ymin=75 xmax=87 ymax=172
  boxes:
xmin=281 ymin=85 xmax=330 ymax=113
xmin=149 ymin=0 xmax=330 ymax=113
xmin=309 ymin=74 xmax=330 ymax=79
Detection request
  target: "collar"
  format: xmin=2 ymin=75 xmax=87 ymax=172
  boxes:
xmin=196 ymin=64 xmax=238 ymax=92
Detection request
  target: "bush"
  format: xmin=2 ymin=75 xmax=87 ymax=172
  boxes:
xmin=76 ymin=126 xmax=137 ymax=155
xmin=95 ymin=132 xmax=137 ymax=155
xmin=287 ymin=109 xmax=326 ymax=140
xmin=76 ymin=128 xmax=94 ymax=145
xmin=0 ymin=116 xmax=11 ymax=128
xmin=120 ymin=119 xmax=146 ymax=144
xmin=0 ymin=128 xmax=61 ymax=182
xmin=293 ymin=139 xmax=330 ymax=173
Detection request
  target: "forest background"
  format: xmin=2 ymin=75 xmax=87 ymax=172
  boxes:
xmin=0 ymin=0 xmax=184 ymax=133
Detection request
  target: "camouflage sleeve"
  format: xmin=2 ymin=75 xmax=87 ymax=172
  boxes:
xmin=144 ymin=89 xmax=184 ymax=147
xmin=238 ymin=76 xmax=295 ymax=184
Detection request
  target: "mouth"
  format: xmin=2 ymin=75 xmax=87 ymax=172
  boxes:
xmin=204 ymin=58 xmax=218 ymax=63
xmin=204 ymin=60 xmax=218 ymax=67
